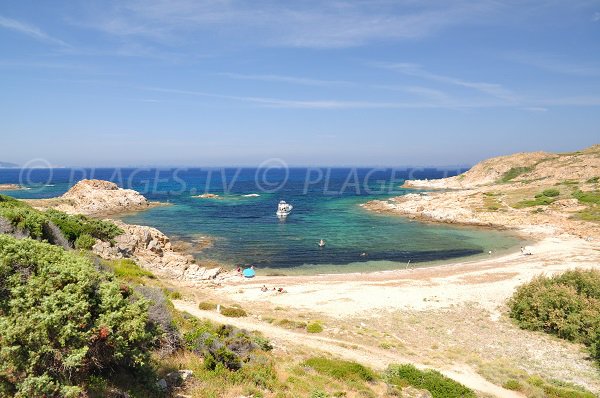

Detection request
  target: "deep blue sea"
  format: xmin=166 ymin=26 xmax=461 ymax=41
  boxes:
xmin=0 ymin=167 xmax=521 ymax=274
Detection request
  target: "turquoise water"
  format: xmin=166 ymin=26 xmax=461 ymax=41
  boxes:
xmin=0 ymin=168 xmax=521 ymax=274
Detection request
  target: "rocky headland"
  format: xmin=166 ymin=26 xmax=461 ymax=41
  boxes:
xmin=29 ymin=179 xmax=228 ymax=283
xmin=0 ymin=183 xmax=24 ymax=191
xmin=27 ymin=179 xmax=159 ymax=216
xmin=363 ymin=145 xmax=600 ymax=240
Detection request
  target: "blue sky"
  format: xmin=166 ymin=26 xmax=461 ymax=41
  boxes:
xmin=1 ymin=1 xmax=599 ymax=166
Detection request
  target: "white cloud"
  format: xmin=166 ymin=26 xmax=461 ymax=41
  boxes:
xmin=77 ymin=0 xmax=501 ymax=49
xmin=0 ymin=15 xmax=68 ymax=46
xmin=219 ymin=73 xmax=352 ymax=87
xmin=523 ymin=107 xmax=548 ymax=112
xmin=376 ymin=62 xmax=517 ymax=102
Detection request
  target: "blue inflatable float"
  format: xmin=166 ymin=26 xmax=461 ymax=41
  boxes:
xmin=242 ymin=268 xmax=256 ymax=278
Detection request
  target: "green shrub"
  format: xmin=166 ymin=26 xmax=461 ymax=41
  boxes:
xmin=0 ymin=235 xmax=157 ymax=397
xmin=253 ymin=335 xmax=274 ymax=351
xmin=277 ymin=318 xmax=307 ymax=329
xmin=75 ymin=233 xmax=96 ymax=250
xmin=199 ymin=301 xmax=217 ymax=310
xmin=513 ymin=196 xmax=555 ymax=208
xmin=500 ymin=166 xmax=534 ymax=183
xmin=221 ymin=306 xmax=248 ymax=317
xmin=46 ymin=209 xmax=123 ymax=242
xmin=572 ymin=190 xmax=600 ymax=205
xmin=304 ymin=357 xmax=376 ymax=382
xmin=184 ymin=321 xmax=270 ymax=372
xmin=542 ymin=189 xmax=560 ymax=197
xmin=307 ymin=322 xmax=324 ymax=333
xmin=107 ymin=259 xmax=155 ymax=283
xmin=0 ymin=195 xmax=123 ymax=245
xmin=385 ymin=364 xmax=476 ymax=398
xmin=509 ymin=269 xmax=600 ymax=365
xmin=503 ymin=379 xmax=521 ymax=390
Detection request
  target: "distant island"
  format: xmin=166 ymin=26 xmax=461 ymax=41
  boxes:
xmin=0 ymin=161 xmax=19 ymax=168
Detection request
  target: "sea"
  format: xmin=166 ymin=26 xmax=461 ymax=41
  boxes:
xmin=0 ymin=167 xmax=521 ymax=274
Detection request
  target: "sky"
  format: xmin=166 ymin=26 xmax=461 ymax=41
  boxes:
xmin=1 ymin=0 xmax=599 ymax=167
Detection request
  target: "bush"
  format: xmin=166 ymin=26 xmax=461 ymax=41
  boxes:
xmin=573 ymin=190 xmax=600 ymax=205
xmin=542 ymin=189 xmax=560 ymax=197
xmin=503 ymin=379 xmax=521 ymax=390
xmin=75 ymin=233 xmax=97 ymax=250
xmin=184 ymin=321 xmax=269 ymax=372
xmin=513 ymin=196 xmax=555 ymax=208
xmin=0 ymin=195 xmax=123 ymax=245
xmin=385 ymin=364 xmax=476 ymax=398
xmin=0 ymin=235 xmax=157 ymax=397
xmin=500 ymin=166 xmax=534 ymax=183
xmin=221 ymin=306 xmax=248 ymax=317
xmin=307 ymin=322 xmax=324 ymax=333
xmin=107 ymin=259 xmax=155 ymax=283
xmin=304 ymin=357 xmax=376 ymax=382
xmin=509 ymin=269 xmax=600 ymax=365
xmin=199 ymin=301 xmax=217 ymax=310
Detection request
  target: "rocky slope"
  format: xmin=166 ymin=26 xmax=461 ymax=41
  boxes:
xmin=93 ymin=220 xmax=228 ymax=282
xmin=0 ymin=183 xmax=23 ymax=190
xmin=28 ymin=179 xmax=156 ymax=216
xmin=404 ymin=145 xmax=600 ymax=189
xmin=364 ymin=144 xmax=600 ymax=239
xmin=26 ymin=179 xmax=227 ymax=282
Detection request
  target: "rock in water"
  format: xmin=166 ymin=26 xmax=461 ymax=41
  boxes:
xmin=58 ymin=179 xmax=150 ymax=215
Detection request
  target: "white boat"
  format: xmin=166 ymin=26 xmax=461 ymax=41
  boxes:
xmin=276 ymin=200 xmax=293 ymax=217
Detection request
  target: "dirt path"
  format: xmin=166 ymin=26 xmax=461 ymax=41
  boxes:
xmin=174 ymin=300 xmax=525 ymax=398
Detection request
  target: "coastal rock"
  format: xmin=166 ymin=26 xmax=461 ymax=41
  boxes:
xmin=28 ymin=179 xmax=154 ymax=216
xmin=194 ymin=193 xmax=220 ymax=199
xmin=403 ymin=144 xmax=600 ymax=190
xmin=59 ymin=179 xmax=150 ymax=215
xmin=92 ymin=220 xmax=224 ymax=283
xmin=0 ymin=183 xmax=23 ymax=191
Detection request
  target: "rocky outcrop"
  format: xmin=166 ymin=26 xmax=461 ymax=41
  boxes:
xmin=59 ymin=179 xmax=151 ymax=215
xmin=0 ymin=184 xmax=23 ymax=191
xmin=28 ymin=179 xmax=155 ymax=216
xmin=363 ymin=144 xmax=600 ymax=239
xmin=404 ymin=144 xmax=600 ymax=190
xmin=194 ymin=193 xmax=221 ymax=199
xmin=92 ymin=220 xmax=226 ymax=282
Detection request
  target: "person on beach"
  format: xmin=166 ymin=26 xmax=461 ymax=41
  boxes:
xmin=261 ymin=285 xmax=268 ymax=292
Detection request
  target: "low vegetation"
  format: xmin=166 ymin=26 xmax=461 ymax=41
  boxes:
xmin=304 ymin=357 xmax=376 ymax=383
xmin=572 ymin=190 xmax=600 ymax=205
xmin=0 ymin=235 xmax=157 ymax=397
xmin=499 ymin=166 xmax=534 ymax=183
xmin=509 ymin=269 xmax=600 ymax=366
xmin=513 ymin=189 xmax=561 ymax=208
xmin=307 ymin=321 xmax=324 ymax=333
xmin=106 ymin=258 xmax=156 ymax=283
xmin=0 ymin=194 xmax=122 ymax=245
xmin=384 ymin=364 xmax=476 ymax=398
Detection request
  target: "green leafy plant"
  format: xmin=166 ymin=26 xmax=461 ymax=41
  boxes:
xmin=384 ymin=364 xmax=475 ymax=398
xmin=0 ymin=235 xmax=157 ymax=397
xmin=75 ymin=233 xmax=96 ymax=250
xmin=542 ymin=189 xmax=560 ymax=197
xmin=508 ymin=269 xmax=600 ymax=365
xmin=499 ymin=166 xmax=534 ymax=183
xmin=221 ymin=306 xmax=248 ymax=317
xmin=303 ymin=357 xmax=376 ymax=382
xmin=306 ymin=322 xmax=324 ymax=333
